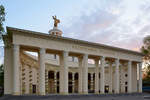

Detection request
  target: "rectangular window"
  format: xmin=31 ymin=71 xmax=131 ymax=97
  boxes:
xmin=54 ymin=54 xmax=57 ymax=59
xmin=72 ymin=57 xmax=75 ymax=62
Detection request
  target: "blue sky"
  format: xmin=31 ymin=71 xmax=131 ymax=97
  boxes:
xmin=0 ymin=0 xmax=150 ymax=65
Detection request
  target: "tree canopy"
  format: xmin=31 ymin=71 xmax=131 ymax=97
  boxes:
xmin=0 ymin=64 xmax=3 ymax=87
xmin=0 ymin=5 xmax=5 ymax=39
xmin=141 ymin=36 xmax=150 ymax=64
xmin=141 ymin=35 xmax=150 ymax=82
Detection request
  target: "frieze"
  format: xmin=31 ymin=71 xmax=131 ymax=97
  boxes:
xmin=72 ymin=45 xmax=115 ymax=56
xmin=72 ymin=45 xmax=98 ymax=52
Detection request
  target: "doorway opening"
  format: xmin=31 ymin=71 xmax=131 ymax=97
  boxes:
xmin=105 ymin=85 xmax=109 ymax=93
xmin=32 ymin=85 xmax=36 ymax=94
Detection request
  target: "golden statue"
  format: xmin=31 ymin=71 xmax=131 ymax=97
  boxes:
xmin=52 ymin=15 xmax=60 ymax=27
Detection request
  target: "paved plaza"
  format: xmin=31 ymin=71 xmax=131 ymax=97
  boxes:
xmin=0 ymin=93 xmax=149 ymax=100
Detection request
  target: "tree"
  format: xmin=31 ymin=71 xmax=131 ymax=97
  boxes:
xmin=0 ymin=64 xmax=4 ymax=95
xmin=141 ymin=35 xmax=150 ymax=82
xmin=0 ymin=64 xmax=4 ymax=87
xmin=0 ymin=5 xmax=5 ymax=39
xmin=0 ymin=5 xmax=5 ymax=95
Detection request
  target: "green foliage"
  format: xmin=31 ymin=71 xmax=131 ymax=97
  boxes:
xmin=141 ymin=36 xmax=150 ymax=60
xmin=0 ymin=64 xmax=4 ymax=87
xmin=142 ymin=35 xmax=150 ymax=82
xmin=0 ymin=64 xmax=4 ymax=96
xmin=0 ymin=5 xmax=5 ymax=40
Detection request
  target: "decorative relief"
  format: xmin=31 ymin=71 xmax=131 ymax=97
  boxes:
xmin=99 ymin=49 xmax=115 ymax=56
xmin=72 ymin=45 xmax=98 ymax=52
xmin=72 ymin=45 xmax=115 ymax=56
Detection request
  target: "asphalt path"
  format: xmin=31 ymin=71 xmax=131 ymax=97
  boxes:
xmin=0 ymin=93 xmax=148 ymax=100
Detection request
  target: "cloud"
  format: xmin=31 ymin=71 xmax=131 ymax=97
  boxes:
xmin=62 ymin=0 xmax=150 ymax=51
xmin=63 ymin=2 xmax=122 ymax=40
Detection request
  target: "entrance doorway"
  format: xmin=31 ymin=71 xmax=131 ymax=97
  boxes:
xmin=105 ymin=85 xmax=109 ymax=93
xmin=32 ymin=85 xmax=36 ymax=94
xmin=68 ymin=73 xmax=72 ymax=93
xmin=125 ymin=86 xmax=128 ymax=93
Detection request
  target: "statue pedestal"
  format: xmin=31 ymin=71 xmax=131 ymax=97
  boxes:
xmin=48 ymin=27 xmax=62 ymax=36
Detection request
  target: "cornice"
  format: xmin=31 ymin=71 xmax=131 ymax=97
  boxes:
xmin=6 ymin=26 xmax=144 ymax=56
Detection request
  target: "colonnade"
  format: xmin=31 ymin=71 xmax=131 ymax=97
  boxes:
xmin=12 ymin=45 xmax=143 ymax=95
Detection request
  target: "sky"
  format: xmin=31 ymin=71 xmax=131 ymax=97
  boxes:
xmin=0 ymin=0 xmax=150 ymax=65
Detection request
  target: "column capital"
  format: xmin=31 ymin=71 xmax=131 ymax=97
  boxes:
xmin=39 ymin=48 xmax=46 ymax=54
xmin=139 ymin=62 xmax=143 ymax=67
xmin=90 ymin=72 xmax=94 ymax=75
xmin=13 ymin=44 xmax=19 ymax=46
xmin=95 ymin=59 xmax=99 ymax=68
xmin=115 ymin=58 xmax=119 ymax=60
xmin=40 ymin=47 xmax=45 ymax=50
xmin=83 ymin=53 xmax=88 ymax=57
xmin=128 ymin=61 xmax=132 ymax=66
xmin=73 ymin=71 xmax=76 ymax=73
xmin=128 ymin=60 xmax=132 ymax=62
xmin=59 ymin=50 xmax=69 ymax=57
xmin=101 ymin=56 xmax=105 ymax=59
xmin=13 ymin=44 xmax=19 ymax=50
xmin=115 ymin=58 xmax=119 ymax=62
xmin=54 ymin=71 xmax=58 ymax=75
xmin=94 ymin=57 xmax=100 ymax=61
xmin=39 ymin=48 xmax=46 ymax=51
xmin=62 ymin=50 xmax=69 ymax=58
xmin=63 ymin=50 xmax=69 ymax=53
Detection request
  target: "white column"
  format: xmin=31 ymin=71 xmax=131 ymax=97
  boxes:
xmin=115 ymin=58 xmax=120 ymax=93
xmin=13 ymin=44 xmax=20 ymax=95
xmin=109 ymin=63 xmax=113 ymax=93
xmin=45 ymin=70 xmax=49 ymax=94
xmin=90 ymin=73 xmax=94 ymax=91
xmin=25 ymin=65 xmax=29 ymax=94
xmin=72 ymin=72 xmax=75 ymax=93
xmin=139 ymin=62 xmax=142 ymax=93
xmin=39 ymin=48 xmax=46 ymax=95
xmin=100 ymin=56 xmax=105 ymax=94
xmin=95 ymin=59 xmax=99 ymax=94
xmin=54 ymin=71 xmax=57 ymax=93
xmin=59 ymin=51 xmax=69 ymax=94
xmin=78 ymin=57 xmax=83 ymax=94
xmin=82 ymin=54 xmax=88 ymax=94
xmin=120 ymin=64 xmax=124 ymax=93
xmin=128 ymin=61 xmax=132 ymax=93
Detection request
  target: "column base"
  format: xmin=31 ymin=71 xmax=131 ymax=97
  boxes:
xmin=114 ymin=92 xmax=119 ymax=94
xmin=100 ymin=92 xmax=105 ymax=94
xmin=94 ymin=92 xmax=99 ymax=94
xmin=78 ymin=92 xmax=83 ymax=94
xmin=127 ymin=91 xmax=132 ymax=93
xmin=59 ymin=92 xmax=68 ymax=95
xmin=39 ymin=92 xmax=46 ymax=95
xmin=139 ymin=90 xmax=142 ymax=93
xmin=82 ymin=91 xmax=88 ymax=94
xmin=13 ymin=92 xmax=20 ymax=95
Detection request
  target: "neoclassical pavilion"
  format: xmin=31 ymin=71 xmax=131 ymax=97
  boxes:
xmin=3 ymin=18 xmax=144 ymax=95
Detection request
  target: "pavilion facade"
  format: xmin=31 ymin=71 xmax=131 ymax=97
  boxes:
xmin=3 ymin=26 xmax=143 ymax=95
